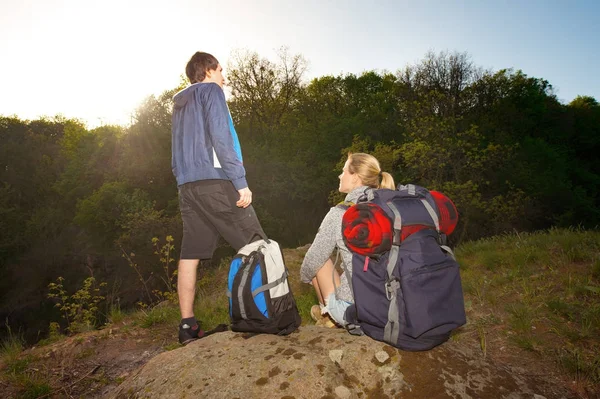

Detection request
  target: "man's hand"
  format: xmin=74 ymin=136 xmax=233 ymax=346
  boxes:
xmin=236 ymin=187 xmax=252 ymax=208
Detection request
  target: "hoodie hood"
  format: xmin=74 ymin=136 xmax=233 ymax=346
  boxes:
xmin=345 ymin=186 xmax=373 ymax=203
xmin=173 ymin=83 xmax=202 ymax=109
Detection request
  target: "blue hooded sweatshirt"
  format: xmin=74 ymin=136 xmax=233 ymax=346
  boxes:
xmin=171 ymin=82 xmax=247 ymax=190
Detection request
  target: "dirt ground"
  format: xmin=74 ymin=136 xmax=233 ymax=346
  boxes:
xmin=0 ymin=322 xmax=173 ymax=398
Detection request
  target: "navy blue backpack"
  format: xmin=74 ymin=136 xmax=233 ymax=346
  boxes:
xmin=343 ymin=184 xmax=466 ymax=351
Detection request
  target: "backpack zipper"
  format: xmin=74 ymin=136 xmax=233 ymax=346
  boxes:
xmin=401 ymin=260 xmax=454 ymax=277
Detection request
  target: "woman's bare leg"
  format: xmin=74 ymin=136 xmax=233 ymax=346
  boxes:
xmin=311 ymin=277 xmax=325 ymax=305
xmin=311 ymin=259 xmax=341 ymax=305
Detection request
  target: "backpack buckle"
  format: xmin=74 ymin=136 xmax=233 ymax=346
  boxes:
xmin=346 ymin=323 xmax=364 ymax=336
xmin=438 ymin=232 xmax=448 ymax=246
xmin=385 ymin=278 xmax=400 ymax=300
xmin=393 ymin=229 xmax=402 ymax=246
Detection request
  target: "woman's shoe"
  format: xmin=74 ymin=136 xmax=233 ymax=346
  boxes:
xmin=310 ymin=305 xmax=337 ymax=328
xmin=310 ymin=305 xmax=323 ymax=322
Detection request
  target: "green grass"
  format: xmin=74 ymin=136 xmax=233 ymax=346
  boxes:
xmin=294 ymin=291 xmax=319 ymax=325
xmin=75 ymin=348 xmax=96 ymax=359
xmin=1 ymin=332 xmax=23 ymax=361
xmin=510 ymin=335 xmax=541 ymax=352
xmin=163 ymin=343 xmax=181 ymax=351
xmin=506 ymin=303 xmax=534 ymax=333
xmin=37 ymin=322 xmax=63 ymax=347
xmin=592 ymin=259 xmax=600 ymax=280
xmin=456 ymin=227 xmax=600 ymax=389
xmin=547 ymin=298 xmax=577 ymax=321
xmin=1 ymin=322 xmax=54 ymax=399
xmin=556 ymin=348 xmax=600 ymax=384
xmin=136 ymin=304 xmax=181 ymax=329
xmin=194 ymin=298 xmax=230 ymax=330
xmin=17 ymin=376 xmax=52 ymax=399
xmin=134 ymin=263 xmax=231 ymax=331
xmin=107 ymin=304 xmax=127 ymax=325
xmin=4 ymin=356 xmax=31 ymax=375
xmin=1 ymin=321 xmax=26 ymax=374
xmin=478 ymin=251 xmax=506 ymax=272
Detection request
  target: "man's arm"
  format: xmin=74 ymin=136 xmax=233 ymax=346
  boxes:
xmin=203 ymin=84 xmax=252 ymax=207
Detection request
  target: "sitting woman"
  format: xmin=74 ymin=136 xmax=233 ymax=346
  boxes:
xmin=300 ymin=153 xmax=395 ymax=327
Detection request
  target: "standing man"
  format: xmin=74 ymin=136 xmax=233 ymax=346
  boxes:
xmin=172 ymin=52 xmax=265 ymax=345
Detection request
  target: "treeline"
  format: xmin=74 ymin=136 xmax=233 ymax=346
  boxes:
xmin=1 ymin=50 xmax=598 ymax=342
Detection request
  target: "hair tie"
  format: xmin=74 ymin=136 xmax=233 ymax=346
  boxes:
xmin=379 ymin=171 xmax=383 ymax=179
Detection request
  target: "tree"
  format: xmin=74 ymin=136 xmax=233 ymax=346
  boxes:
xmin=120 ymin=90 xmax=179 ymax=212
xmin=227 ymin=47 xmax=307 ymax=137
xmin=397 ymin=51 xmax=482 ymax=121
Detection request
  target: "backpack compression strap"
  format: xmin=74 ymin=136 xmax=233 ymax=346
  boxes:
xmin=386 ymin=200 xmax=403 ymax=245
xmin=251 ymin=269 xmax=288 ymax=297
xmin=420 ymin=198 xmax=456 ymax=260
xmin=236 ymin=255 xmax=255 ymax=320
xmin=383 ymin=201 xmax=403 ymax=345
xmin=420 ymin=199 xmax=440 ymax=231
xmin=336 ymin=201 xmax=356 ymax=294
xmin=383 ymin=245 xmax=401 ymax=345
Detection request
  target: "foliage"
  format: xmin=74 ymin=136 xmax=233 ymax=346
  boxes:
xmin=47 ymin=276 xmax=107 ymax=334
xmin=74 ymin=182 xmax=155 ymax=247
xmin=36 ymin=322 xmax=62 ymax=346
xmin=121 ymin=235 xmax=178 ymax=307
xmin=149 ymin=239 xmax=176 ymax=302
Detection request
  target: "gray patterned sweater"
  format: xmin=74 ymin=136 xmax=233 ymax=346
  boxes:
xmin=300 ymin=186 xmax=371 ymax=303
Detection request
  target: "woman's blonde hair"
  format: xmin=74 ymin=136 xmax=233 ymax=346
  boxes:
xmin=347 ymin=153 xmax=395 ymax=189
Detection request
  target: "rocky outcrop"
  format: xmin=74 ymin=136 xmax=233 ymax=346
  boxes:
xmin=111 ymin=326 xmax=574 ymax=399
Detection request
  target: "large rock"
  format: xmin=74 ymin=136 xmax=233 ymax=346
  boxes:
xmin=111 ymin=326 xmax=574 ymax=399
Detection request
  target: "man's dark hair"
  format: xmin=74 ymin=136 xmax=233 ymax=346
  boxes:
xmin=185 ymin=52 xmax=219 ymax=84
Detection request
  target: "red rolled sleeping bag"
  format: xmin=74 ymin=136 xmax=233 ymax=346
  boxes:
xmin=430 ymin=191 xmax=458 ymax=236
xmin=342 ymin=203 xmax=393 ymax=256
xmin=341 ymin=192 xmax=458 ymax=256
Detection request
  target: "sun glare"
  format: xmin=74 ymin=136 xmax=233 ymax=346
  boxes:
xmin=1 ymin=0 xmax=192 ymax=128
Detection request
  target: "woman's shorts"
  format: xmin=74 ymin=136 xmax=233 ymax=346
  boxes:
xmin=324 ymin=292 xmax=352 ymax=327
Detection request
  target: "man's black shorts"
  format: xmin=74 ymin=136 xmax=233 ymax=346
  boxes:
xmin=178 ymin=179 xmax=265 ymax=260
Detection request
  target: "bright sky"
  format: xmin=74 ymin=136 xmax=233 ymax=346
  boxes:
xmin=1 ymin=0 xmax=598 ymax=128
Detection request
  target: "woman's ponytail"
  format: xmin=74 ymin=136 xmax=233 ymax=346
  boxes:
xmin=379 ymin=171 xmax=395 ymax=190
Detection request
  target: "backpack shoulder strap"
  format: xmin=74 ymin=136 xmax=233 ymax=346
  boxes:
xmin=420 ymin=198 xmax=440 ymax=232
xmin=333 ymin=201 xmax=353 ymax=292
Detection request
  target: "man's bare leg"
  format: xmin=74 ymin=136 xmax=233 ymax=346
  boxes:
xmin=178 ymin=259 xmax=200 ymax=318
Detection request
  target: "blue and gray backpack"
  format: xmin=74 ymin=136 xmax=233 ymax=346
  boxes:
xmin=227 ymin=237 xmax=301 ymax=335
xmin=342 ymin=184 xmax=467 ymax=351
